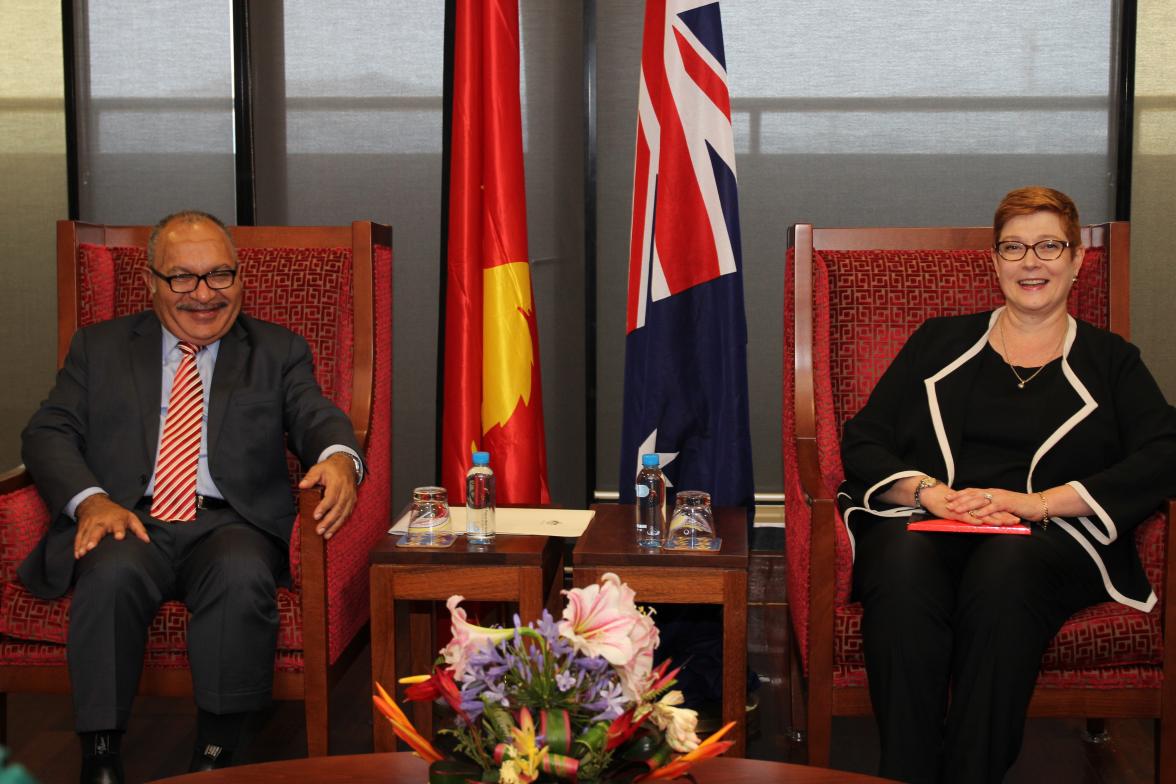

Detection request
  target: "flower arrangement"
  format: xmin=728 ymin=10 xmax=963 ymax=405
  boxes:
xmin=373 ymin=573 xmax=735 ymax=783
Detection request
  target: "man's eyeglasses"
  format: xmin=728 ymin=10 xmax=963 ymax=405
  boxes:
xmin=148 ymin=267 xmax=238 ymax=293
xmin=994 ymin=239 xmax=1072 ymax=262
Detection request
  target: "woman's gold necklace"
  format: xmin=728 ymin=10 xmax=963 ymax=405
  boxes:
xmin=997 ymin=317 xmax=1064 ymax=389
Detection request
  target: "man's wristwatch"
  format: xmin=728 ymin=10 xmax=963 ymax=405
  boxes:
xmin=913 ymin=476 xmax=940 ymax=509
xmin=343 ymin=453 xmax=362 ymax=484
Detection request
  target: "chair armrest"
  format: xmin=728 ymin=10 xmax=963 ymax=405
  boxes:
xmin=795 ymin=441 xmax=833 ymax=506
xmin=0 ymin=465 xmax=33 ymax=495
xmin=790 ymin=224 xmax=836 ymax=508
xmin=0 ymin=466 xmax=51 ymax=585
xmin=298 ymin=486 xmax=328 ymax=600
xmin=298 ymin=485 xmax=330 ymax=673
xmin=296 ymin=473 xmax=387 ymax=668
xmin=1162 ymin=499 xmax=1176 ymax=742
xmin=1162 ymin=497 xmax=1176 ymax=613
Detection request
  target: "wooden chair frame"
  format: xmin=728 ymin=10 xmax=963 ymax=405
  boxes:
xmin=786 ymin=221 xmax=1176 ymax=782
xmin=0 ymin=219 xmax=393 ymax=756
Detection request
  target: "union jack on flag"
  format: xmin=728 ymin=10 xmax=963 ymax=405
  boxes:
xmin=619 ymin=0 xmax=754 ymax=517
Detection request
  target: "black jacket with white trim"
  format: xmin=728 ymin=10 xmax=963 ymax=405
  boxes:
xmin=838 ymin=308 xmax=1176 ymax=611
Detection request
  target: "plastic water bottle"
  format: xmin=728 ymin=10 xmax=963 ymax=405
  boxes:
xmin=465 ymin=451 xmax=496 ymax=545
xmin=635 ymin=453 xmax=666 ymax=548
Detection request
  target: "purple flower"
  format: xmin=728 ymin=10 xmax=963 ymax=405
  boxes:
xmin=555 ymin=670 xmax=577 ymax=692
xmin=484 ymin=681 xmax=509 ymax=707
xmin=573 ymin=654 xmax=609 ymax=672
xmin=536 ymin=610 xmax=562 ymax=642
xmin=590 ymin=680 xmax=627 ymax=722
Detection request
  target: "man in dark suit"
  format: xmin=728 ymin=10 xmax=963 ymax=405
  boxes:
xmin=19 ymin=211 xmax=363 ymax=784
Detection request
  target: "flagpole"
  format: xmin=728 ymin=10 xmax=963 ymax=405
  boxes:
xmin=582 ymin=0 xmax=598 ymax=507
xmin=435 ymin=0 xmax=457 ymax=485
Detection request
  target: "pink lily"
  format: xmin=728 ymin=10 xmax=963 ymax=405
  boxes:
xmin=559 ymin=572 xmax=655 ymax=667
xmin=442 ymin=595 xmax=515 ymax=679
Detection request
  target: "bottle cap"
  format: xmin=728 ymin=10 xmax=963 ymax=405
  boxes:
xmin=472 ymin=451 xmax=490 ymax=466
xmin=641 ymin=453 xmax=660 ymax=468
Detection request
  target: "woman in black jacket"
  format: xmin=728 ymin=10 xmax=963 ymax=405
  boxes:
xmin=838 ymin=186 xmax=1176 ymax=784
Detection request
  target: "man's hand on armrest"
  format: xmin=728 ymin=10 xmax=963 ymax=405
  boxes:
xmin=74 ymin=494 xmax=150 ymax=559
xmin=298 ymin=452 xmax=359 ymax=540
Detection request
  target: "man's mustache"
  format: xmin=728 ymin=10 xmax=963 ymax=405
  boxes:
xmin=177 ymin=302 xmax=227 ymax=312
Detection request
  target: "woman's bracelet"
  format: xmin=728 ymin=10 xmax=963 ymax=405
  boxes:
xmin=913 ymin=476 xmax=940 ymax=509
xmin=1037 ymin=492 xmax=1049 ymax=529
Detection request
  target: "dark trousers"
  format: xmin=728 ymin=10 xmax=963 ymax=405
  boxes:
xmin=67 ymin=507 xmax=285 ymax=732
xmin=852 ymin=520 xmax=1105 ymax=784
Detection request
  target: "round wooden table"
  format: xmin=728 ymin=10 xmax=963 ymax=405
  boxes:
xmin=148 ymin=751 xmax=896 ymax=783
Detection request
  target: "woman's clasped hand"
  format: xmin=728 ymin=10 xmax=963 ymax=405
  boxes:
xmin=940 ymin=486 xmax=1024 ymax=526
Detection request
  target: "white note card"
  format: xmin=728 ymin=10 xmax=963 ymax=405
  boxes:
xmin=388 ymin=507 xmax=595 ymax=537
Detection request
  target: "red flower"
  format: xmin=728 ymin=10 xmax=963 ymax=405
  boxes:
xmin=646 ymin=659 xmax=682 ymax=695
xmin=403 ymin=666 xmax=470 ymax=724
xmin=403 ymin=677 xmax=441 ymax=703
xmin=371 ymin=682 xmax=444 ymax=764
xmin=637 ymin=721 xmax=736 ymax=781
xmin=605 ymin=707 xmax=649 ymax=751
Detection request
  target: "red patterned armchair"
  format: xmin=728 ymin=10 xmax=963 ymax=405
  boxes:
xmin=783 ymin=222 xmax=1176 ymax=782
xmin=0 ymin=219 xmax=393 ymax=756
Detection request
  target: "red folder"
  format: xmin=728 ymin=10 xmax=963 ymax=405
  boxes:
xmin=907 ymin=513 xmax=1031 ymax=535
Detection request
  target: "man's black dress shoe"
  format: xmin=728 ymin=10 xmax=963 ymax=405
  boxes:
xmin=80 ymin=731 xmax=124 ymax=784
xmin=188 ymin=743 xmax=234 ymax=772
xmin=79 ymin=756 xmax=123 ymax=784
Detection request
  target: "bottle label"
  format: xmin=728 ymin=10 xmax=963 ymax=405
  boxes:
xmin=635 ymin=484 xmax=650 ymax=498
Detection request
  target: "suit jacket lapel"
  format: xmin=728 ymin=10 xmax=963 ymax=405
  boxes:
xmin=207 ymin=318 xmax=249 ymax=460
xmin=130 ymin=314 xmax=163 ymax=463
xmin=934 ymin=363 xmax=983 ymax=480
xmin=923 ymin=310 xmax=1000 ymax=487
xmin=1028 ymin=316 xmax=1094 ymax=490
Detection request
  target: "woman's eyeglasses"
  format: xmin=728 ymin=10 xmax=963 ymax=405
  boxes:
xmin=994 ymin=239 xmax=1071 ymax=262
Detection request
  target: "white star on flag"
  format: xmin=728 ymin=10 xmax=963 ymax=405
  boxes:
xmin=635 ymin=429 xmax=679 ymax=487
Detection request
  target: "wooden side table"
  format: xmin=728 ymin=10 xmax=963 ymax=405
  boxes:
xmin=369 ymin=533 xmax=563 ymax=752
xmin=572 ymin=504 xmax=750 ymax=756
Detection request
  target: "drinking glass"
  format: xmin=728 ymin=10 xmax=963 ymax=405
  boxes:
xmin=665 ymin=490 xmax=719 ymax=550
xmin=398 ymin=486 xmax=456 ymax=548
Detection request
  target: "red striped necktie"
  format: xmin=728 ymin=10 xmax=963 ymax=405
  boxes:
xmin=150 ymin=341 xmax=204 ymax=522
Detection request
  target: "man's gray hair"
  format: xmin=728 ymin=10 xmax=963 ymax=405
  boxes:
xmin=146 ymin=210 xmax=235 ymax=269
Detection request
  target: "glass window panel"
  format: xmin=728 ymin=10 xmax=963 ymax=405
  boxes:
xmin=256 ymin=1 xmax=446 ymax=507
xmin=74 ymin=0 xmax=235 ymax=223
xmin=0 ymin=2 xmax=68 ymax=469
xmin=1130 ymin=2 xmax=1176 ymax=397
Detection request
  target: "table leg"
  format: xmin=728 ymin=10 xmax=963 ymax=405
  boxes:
xmin=519 ymin=565 xmax=542 ymax=626
xmin=544 ymin=551 xmax=565 ymax=617
xmin=572 ymin=566 xmax=599 ymax=589
xmin=409 ymin=603 xmax=435 ymax=739
xmin=370 ymin=566 xmax=397 ymax=753
xmin=722 ymin=569 xmax=749 ymax=757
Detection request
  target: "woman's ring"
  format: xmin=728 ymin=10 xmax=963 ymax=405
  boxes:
xmin=968 ymin=510 xmax=978 ymax=518
xmin=983 ymin=493 xmax=993 ymax=502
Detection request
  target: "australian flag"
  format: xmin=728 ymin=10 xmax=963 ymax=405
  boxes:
xmin=619 ymin=0 xmax=754 ymax=520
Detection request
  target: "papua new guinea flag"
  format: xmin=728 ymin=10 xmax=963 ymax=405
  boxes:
xmin=442 ymin=0 xmax=549 ymax=505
